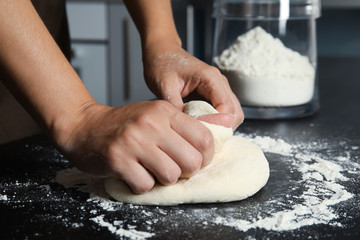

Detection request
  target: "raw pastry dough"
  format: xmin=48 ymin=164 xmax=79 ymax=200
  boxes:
xmin=105 ymin=101 xmax=269 ymax=205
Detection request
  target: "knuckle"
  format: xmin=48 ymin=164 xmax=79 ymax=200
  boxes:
xmin=136 ymin=113 xmax=154 ymax=127
xmin=152 ymin=100 xmax=172 ymax=111
xmin=132 ymin=179 xmax=155 ymax=194
xmin=184 ymin=152 xmax=202 ymax=176
xmin=102 ymin=147 xmax=129 ymax=176
xmin=233 ymin=99 xmax=245 ymax=124
xmin=205 ymin=66 xmax=221 ymax=77
xmin=103 ymin=143 xmax=120 ymax=163
xmin=211 ymin=66 xmax=222 ymax=75
xmin=138 ymin=101 xmax=173 ymax=126
xmin=196 ymin=129 xmax=215 ymax=166
xmin=226 ymin=102 xmax=236 ymax=114
xmin=221 ymin=72 xmax=229 ymax=82
xmin=238 ymin=110 xmax=245 ymax=123
xmin=121 ymin=124 xmax=140 ymax=145
xmin=200 ymin=129 xmax=214 ymax=151
xmin=159 ymin=167 xmax=181 ymax=185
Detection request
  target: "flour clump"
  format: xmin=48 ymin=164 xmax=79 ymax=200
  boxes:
xmin=214 ymin=26 xmax=315 ymax=107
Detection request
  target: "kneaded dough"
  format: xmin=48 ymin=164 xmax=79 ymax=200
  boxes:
xmin=105 ymin=101 xmax=270 ymax=205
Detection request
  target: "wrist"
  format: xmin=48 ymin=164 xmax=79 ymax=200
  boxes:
xmin=124 ymin=0 xmax=181 ymax=49
xmin=49 ymin=99 xmax=104 ymax=152
xmin=142 ymin=30 xmax=182 ymax=50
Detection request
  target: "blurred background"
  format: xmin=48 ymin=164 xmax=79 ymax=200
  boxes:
xmin=65 ymin=0 xmax=360 ymax=107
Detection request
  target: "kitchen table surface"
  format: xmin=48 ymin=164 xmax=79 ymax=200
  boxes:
xmin=0 ymin=58 xmax=359 ymax=239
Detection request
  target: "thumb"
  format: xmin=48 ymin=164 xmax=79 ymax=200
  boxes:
xmin=196 ymin=113 xmax=234 ymax=129
xmin=160 ymin=80 xmax=184 ymax=110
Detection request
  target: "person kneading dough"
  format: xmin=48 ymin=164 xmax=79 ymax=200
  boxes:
xmin=1 ymin=0 xmax=244 ymax=196
xmin=105 ymin=101 xmax=269 ymax=205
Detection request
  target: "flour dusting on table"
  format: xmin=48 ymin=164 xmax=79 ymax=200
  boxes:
xmin=213 ymin=134 xmax=354 ymax=231
xmin=53 ymin=133 xmax=359 ymax=238
xmin=91 ymin=214 xmax=155 ymax=239
xmin=0 ymin=194 xmax=8 ymax=201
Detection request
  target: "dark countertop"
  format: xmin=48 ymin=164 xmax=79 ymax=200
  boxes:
xmin=0 ymin=58 xmax=359 ymax=239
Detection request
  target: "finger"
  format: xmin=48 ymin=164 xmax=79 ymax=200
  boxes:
xmin=196 ymin=71 xmax=235 ymax=114
xmin=198 ymin=73 xmax=244 ymax=130
xmin=158 ymin=131 xmax=203 ymax=178
xmin=138 ymin=145 xmax=182 ymax=185
xmin=159 ymin=75 xmax=185 ymax=110
xmin=215 ymin=91 xmax=244 ymax=129
xmin=197 ymin=113 xmax=234 ymax=128
xmin=229 ymin=92 xmax=245 ymax=129
xmin=221 ymin=76 xmax=244 ymax=127
xmin=171 ymin=113 xmax=215 ymax=167
xmin=222 ymin=80 xmax=244 ymax=129
xmin=112 ymin=158 xmax=155 ymax=194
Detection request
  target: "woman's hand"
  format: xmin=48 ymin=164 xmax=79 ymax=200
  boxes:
xmin=123 ymin=0 xmax=244 ymax=130
xmin=59 ymin=101 xmax=220 ymax=194
xmin=142 ymin=41 xmax=244 ymax=130
xmin=0 ymin=0 xmax=237 ymax=195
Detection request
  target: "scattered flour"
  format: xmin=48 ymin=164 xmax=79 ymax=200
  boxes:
xmin=214 ymin=147 xmax=353 ymax=231
xmin=53 ymin=133 xmax=360 ymax=238
xmin=91 ymin=215 xmax=155 ymax=240
xmin=1 ymin=132 xmax=358 ymax=239
xmin=237 ymin=133 xmax=293 ymax=156
xmin=0 ymin=194 xmax=8 ymax=201
xmin=87 ymin=195 xmax=118 ymax=212
xmin=214 ymin=26 xmax=315 ymax=107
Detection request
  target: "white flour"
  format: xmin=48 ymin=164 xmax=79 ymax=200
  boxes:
xmin=53 ymin=133 xmax=359 ymax=239
xmin=214 ymin=135 xmax=353 ymax=231
xmin=214 ymin=27 xmax=315 ymax=107
xmin=91 ymin=215 xmax=155 ymax=240
xmin=0 ymin=194 xmax=8 ymax=201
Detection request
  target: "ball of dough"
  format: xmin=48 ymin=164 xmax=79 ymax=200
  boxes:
xmin=184 ymin=100 xmax=218 ymax=117
xmin=105 ymin=101 xmax=270 ymax=205
xmin=185 ymin=101 xmax=233 ymax=152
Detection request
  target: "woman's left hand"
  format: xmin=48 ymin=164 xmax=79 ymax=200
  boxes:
xmin=142 ymin=41 xmax=244 ymax=130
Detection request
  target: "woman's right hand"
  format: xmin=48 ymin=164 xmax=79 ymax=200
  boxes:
xmin=58 ymin=100 xmax=218 ymax=194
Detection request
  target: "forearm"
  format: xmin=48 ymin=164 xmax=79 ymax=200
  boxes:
xmin=124 ymin=1 xmax=244 ymax=128
xmin=0 ymin=0 xmax=95 ymax=146
xmin=123 ymin=0 xmax=181 ymax=47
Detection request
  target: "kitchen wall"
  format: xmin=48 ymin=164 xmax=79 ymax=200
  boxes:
xmin=65 ymin=0 xmax=198 ymax=107
xmin=66 ymin=0 xmax=157 ymax=107
xmin=65 ymin=0 xmax=360 ymax=107
xmin=317 ymin=8 xmax=360 ymax=57
xmin=179 ymin=1 xmax=360 ymax=60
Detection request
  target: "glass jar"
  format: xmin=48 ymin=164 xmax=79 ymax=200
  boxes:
xmin=212 ymin=0 xmax=321 ymax=119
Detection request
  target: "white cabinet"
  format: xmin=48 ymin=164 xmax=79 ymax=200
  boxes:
xmin=66 ymin=1 xmax=156 ymax=107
